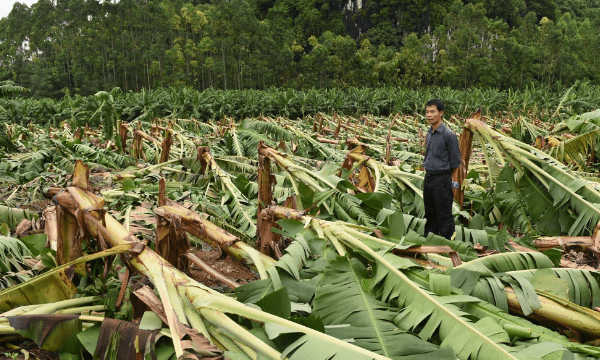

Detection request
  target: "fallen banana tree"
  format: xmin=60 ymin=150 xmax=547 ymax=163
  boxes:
xmin=449 ymin=252 xmax=600 ymax=338
xmin=197 ymin=146 xmax=257 ymax=237
xmin=154 ymin=203 xmax=276 ymax=279
xmin=466 ymin=118 xmax=600 ymax=237
xmin=252 ymin=205 xmax=600 ymax=358
xmin=3 ymin=112 xmax=600 ymax=359
xmin=3 ymin=162 xmax=401 ymax=359
xmin=257 ymin=145 xmax=509 ymax=253
xmin=257 ymin=141 xmax=378 ymax=237
xmin=258 ymin=206 xmax=515 ymax=358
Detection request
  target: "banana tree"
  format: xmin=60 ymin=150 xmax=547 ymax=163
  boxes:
xmin=466 ymin=118 xmax=600 ymax=236
xmin=89 ymin=91 xmax=122 ymax=151
xmin=547 ymin=109 xmax=600 ymax=169
xmin=197 ymin=147 xmax=257 ymax=237
xmin=41 ymin=162 xmax=399 ymax=360
xmin=252 ymin=205 xmax=600 ymax=359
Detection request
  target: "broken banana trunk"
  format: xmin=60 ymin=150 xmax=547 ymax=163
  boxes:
xmin=262 ymin=204 xmax=600 ymax=341
xmin=154 ymin=204 xmax=276 ymax=279
xmin=47 ymin=163 xmax=391 ymax=360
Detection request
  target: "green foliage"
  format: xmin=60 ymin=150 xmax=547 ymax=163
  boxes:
xmin=494 ymin=166 xmax=535 ymax=234
xmin=0 ymin=206 xmax=38 ymax=230
xmin=0 ymin=0 xmax=599 ymax=95
xmin=2 ymin=80 xmax=600 ymax=359
xmin=314 ymin=256 xmax=453 ymax=359
xmin=0 ymin=233 xmax=33 ymax=279
xmin=0 ymin=81 xmax=28 ymax=98
xmin=0 ymin=87 xmax=599 ymax=131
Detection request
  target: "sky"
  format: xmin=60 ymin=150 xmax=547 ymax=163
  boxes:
xmin=0 ymin=0 xmax=38 ymax=19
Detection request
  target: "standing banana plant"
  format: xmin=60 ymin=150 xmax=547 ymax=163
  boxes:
xmin=89 ymin=91 xmax=122 ymax=151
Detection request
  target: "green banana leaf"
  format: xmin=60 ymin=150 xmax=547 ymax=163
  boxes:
xmin=314 ymin=256 xmax=453 ymax=359
xmin=565 ymin=109 xmax=600 ymax=134
xmin=494 ymin=166 xmax=534 ymax=234
xmin=453 ymin=252 xmax=554 ymax=273
xmin=0 ymin=244 xmax=133 ymax=311
xmin=0 ymin=205 xmax=38 ymax=229
xmin=404 ymin=269 xmax=600 ymax=358
xmin=468 ymin=120 xmax=600 ymax=236
xmin=510 ymin=268 xmax=600 ymax=309
xmin=365 ymin=252 xmax=516 ymax=359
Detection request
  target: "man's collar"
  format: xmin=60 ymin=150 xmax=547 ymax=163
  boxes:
xmin=429 ymin=122 xmax=445 ymax=133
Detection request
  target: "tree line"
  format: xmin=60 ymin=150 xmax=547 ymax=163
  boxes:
xmin=0 ymin=0 xmax=599 ymax=98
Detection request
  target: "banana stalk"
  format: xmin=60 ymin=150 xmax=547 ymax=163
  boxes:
xmin=264 ymin=205 xmax=600 ymax=353
xmin=197 ymin=147 xmax=257 ymax=237
xmin=154 ymin=205 xmax=275 ymax=279
xmin=53 ymin=177 xmax=391 ymax=359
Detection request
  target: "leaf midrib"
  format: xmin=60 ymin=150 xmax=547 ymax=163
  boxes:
xmin=347 ymin=258 xmax=391 ymax=358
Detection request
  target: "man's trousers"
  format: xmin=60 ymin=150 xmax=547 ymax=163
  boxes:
xmin=423 ymin=172 xmax=455 ymax=240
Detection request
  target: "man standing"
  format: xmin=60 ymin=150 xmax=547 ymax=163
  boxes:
xmin=422 ymin=99 xmax=461 ymax=240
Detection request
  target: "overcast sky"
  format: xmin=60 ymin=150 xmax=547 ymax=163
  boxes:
xmin=0 ymin=1 xmax=38 ymax=19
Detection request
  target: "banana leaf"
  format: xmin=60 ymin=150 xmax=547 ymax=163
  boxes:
xmin=328 ymin=239 xmax=517 ymax=359
xmin=467 ymin=119 xmax=600 ymax=236
xmin=404 ymin=269 xmax=600 ymax=357
xmin=314 ymin=256 xmax=454 ymax=359
xmin=0 ymin=244 xmax=133 ymax=311
xmin=0 ymin=205 xmax=38 ymax=229
xmin=510 ymin=268 xmax=600 ymax=309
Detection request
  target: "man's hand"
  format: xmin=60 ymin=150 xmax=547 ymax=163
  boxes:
xmin=452 ymin=181 xmax=460 ymax=189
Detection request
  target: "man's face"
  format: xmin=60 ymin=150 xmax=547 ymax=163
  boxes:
xmin=425 ymin=105 xmax=443 ymax=127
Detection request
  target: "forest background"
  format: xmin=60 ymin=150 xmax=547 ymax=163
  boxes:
xmin=0 ymin=0 xmax=599 ymax=99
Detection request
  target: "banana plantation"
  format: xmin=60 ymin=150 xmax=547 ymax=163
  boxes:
xmin=1 ymin=94 xmax=600 ymax=360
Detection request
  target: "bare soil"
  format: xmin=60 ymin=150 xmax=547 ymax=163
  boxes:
xmin=187 ymin=247 xmax=258 ymax=289
xmin=20 ymin=199 xmax=51 ymax=212
xmin=561 ymin=249 xmax=599 ymax=271
xmin=0 ymin=339 xmax=58 ymax=360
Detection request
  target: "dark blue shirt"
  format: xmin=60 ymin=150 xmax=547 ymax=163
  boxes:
xmin=423 ymin=123 xmax=461 ymax=173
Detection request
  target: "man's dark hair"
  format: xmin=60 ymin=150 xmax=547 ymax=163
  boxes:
xmin=426 ymin=99 xmax=444 ymax=112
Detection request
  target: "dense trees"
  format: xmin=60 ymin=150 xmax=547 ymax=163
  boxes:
xmin=0 ymin=0 xmax=598 ymax=98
